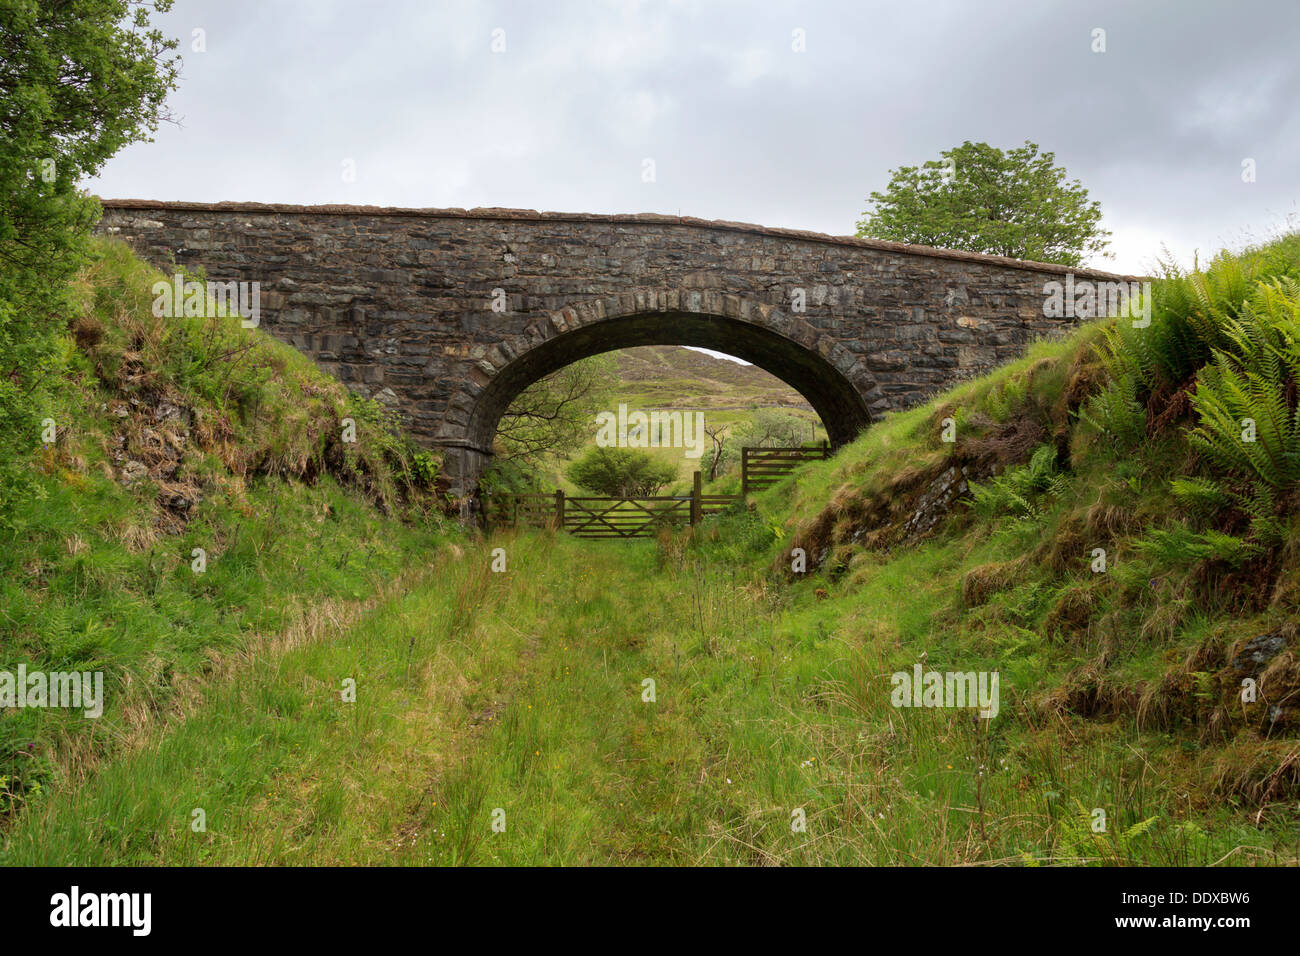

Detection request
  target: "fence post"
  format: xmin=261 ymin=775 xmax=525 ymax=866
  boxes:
xmin=691 ymin=470 xmax=702 ymax=525
xmin=822 ymin=438 xmax=829 ymax=458
xmin=741 ymin=447 xmax=749 ymax=497
xmin=555 ymin=488 xmax=565 ymax=530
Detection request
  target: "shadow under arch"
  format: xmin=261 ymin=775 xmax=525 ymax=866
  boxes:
xmin=451 ymin=299 xmax=875 ymax=494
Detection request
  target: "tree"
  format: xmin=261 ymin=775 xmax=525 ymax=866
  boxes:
xmin=703 ymin=422 xmax=728 ymax=481
xmin=565 ymin=446 xmax=677 ymax=497
xmin=706 ymin=409 xmax=815 ymax=479
xmin=855 ymin=141 xmax=1110 ymax=267
xmin=737 ymin=408 xmax=813 ymax=447
xmin=493 ymin=354 xmax=617 ymax=467
xmin=0 ymin=0 xmax=179 ymax=524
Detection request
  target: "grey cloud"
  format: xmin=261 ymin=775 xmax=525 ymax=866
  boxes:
xmin=89 ymin=0 xmax=1300 ymax=274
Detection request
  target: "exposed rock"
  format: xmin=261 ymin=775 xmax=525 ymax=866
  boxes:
xmin=903 ymin=465 xmax=969 ymax=540
xmin=153 ymin=401 xmax=191 ymax=425
xmin=1231 ymin=631 xmax=1288 ymax=675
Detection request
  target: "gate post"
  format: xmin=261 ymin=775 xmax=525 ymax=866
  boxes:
xmin=691 ymin=470 xmax=702 ymax=525
xmin=741 ymin=447 xmax=749 ymax=497
xmin=555 ymin=488 xmax=565 ymax=530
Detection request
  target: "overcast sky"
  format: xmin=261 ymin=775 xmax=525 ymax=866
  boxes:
xmin=89 ymin=0 xmax=1300 ymax=276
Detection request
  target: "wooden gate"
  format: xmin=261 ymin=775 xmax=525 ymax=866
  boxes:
xmin=493 ymin=445 xmax=831 ymax=537
xmin=490 ymin=471 xmax=737 ymax=538
xmin=741 ymin=441 xmax=830 ymax=495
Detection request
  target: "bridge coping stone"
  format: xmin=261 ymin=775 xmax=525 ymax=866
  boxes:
xmin=97 ymin=198 xmax=1145 ymax=282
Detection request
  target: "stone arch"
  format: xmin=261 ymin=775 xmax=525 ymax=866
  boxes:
xmin=439 ymin=289 xmax=876 ymax=494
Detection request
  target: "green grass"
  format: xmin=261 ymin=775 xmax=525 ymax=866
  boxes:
xmin=6 ymin=529 xmax=1292 ymax=865
xmin=4 ymin=234 xmax=1300 ymax=866
xmin=0 ymin=238 xmax=449 ymax=820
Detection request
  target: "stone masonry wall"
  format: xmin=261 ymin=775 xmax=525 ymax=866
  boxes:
xmin=95 ymin=200 xmax=1139 ymax=493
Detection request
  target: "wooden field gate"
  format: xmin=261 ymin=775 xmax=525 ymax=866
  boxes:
xmin=493 ymin=471 xmax=736 ymax=539
xmin=493 ymin=443 xmax=830 ymax=539
xmin=740 ymin=441 xmax=830 ymax=495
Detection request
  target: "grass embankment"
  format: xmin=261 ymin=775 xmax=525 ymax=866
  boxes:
xmin=0 ymin=239 xmax=449 ymax=827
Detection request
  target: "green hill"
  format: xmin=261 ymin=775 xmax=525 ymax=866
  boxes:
xmin=0 ymin=239 xmax=448 ymax=830
xmin=529 ymin=346 xmax=823 ymax=494
xmin=614 ymin=345 xmax=812 ymax=412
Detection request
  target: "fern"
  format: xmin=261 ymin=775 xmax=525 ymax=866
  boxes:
xmin=1122 ymin=815 xmax=1160 ymax=841
xmin=969 ymin=444 xmax=1066 ymax=520
xmin=1133 ymin=522 xmax=1261 ymax=569
xmin=1169 ymin=476 xmax=1233 ymax=515
xmin=1189 ymin=279 xmax=1300 ymax=490
xmin=1079 ymin=374 xmax=1145 ymax=447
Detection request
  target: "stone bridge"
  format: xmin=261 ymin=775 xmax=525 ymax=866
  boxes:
xmin=96 ymin=199 xmax=1136 ymax=495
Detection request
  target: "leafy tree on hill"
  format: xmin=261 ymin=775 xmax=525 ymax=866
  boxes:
xmin=856 ymin=140 xmax=1110 ymax=267
xmin=705 ymin=408 xmax=818 ymax=480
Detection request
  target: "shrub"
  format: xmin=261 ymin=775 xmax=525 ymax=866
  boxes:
xmin=566 ymin=446 xmax=678 ymax=497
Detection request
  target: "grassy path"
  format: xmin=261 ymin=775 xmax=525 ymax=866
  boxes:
xmin=3 ymin=529 xmax=1293 ymax=865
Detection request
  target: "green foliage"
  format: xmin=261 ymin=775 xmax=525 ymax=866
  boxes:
xmin=1168 ymin=476 xmax=1234 ymax=515
xmin=410 ymin=450 xmax=440 ymax=487
xmin=1091 ymin=250 xmax=1277 ymax=415
xmin=69 ymin=241 xmax=441 ymax=515
xmin=983 ymin=375 xmax=1031 ymax=424
xmin=969 ymin=444 xmax=1066 ymax=520
xmin=1078 ymin=375 xmax=1146 ymax=449
xmin=479 ymin=455 xmax=541 ymax=498
xmin=565 ymin=445 xmax=678 ymax=497
xmin=0 ymin=238 xmax=451 ymax=820
xmin=1091 ymin=239 xmax=1300 ymax=413
xmin=705 ymin=408 xmax=817 ymax=479
xmin=856 ymin=140 xmax=1110 ymax=266
xmin=1132 ymin=522 xmax=1261 ymax=570
xmin=0 ymin=0 xmax=179 ymax=527
xmin=1056 ymin=800 xmax=1162 ymax=865
xmin=1188 ymin=280 xmax=1300 ymax=490
xmin=494 ymin=354 xmax=617 ymax=467
xmin=1082 ymin=236 xmax=1300 ymax=550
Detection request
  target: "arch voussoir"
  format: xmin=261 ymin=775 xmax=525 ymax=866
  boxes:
xmin=437 ymin=287 xmax=877 ymax=495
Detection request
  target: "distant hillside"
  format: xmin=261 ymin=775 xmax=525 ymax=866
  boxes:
xmin=614 ymin=346 xmax=811 ymax=411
